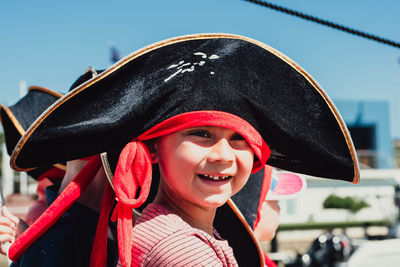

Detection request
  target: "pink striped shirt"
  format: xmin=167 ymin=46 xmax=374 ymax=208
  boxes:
xmin=123 ymin=203 xmax=238 ymax=267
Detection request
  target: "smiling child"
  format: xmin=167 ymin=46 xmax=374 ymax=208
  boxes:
xmin=8 ymin=33 xmax=359 ymax=267
xmin=130 ymin=126 xmax=255 ymax=266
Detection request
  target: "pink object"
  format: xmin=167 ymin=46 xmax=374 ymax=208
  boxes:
xmin=266 ymin=170 xmax=306 ymax=200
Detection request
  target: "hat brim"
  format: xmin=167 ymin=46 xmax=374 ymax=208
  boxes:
xmin=0 ymin=87 xmax=66 ymax=178
xmin=10 ymin=33 xmax=359 ymax=183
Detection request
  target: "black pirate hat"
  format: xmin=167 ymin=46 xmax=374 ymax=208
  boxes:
xmin=9 ymin=33 xmax=359 ymax=266
xmin=0 ymin=86 xmax=66 ymax=179
xmin=0 ymin=67 xmax=103 ymax=179
xmin=11 ymin=34 xmax=359 ymax=182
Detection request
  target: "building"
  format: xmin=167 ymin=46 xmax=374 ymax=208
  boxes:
xmin=279 ymin=100 xmax=398 ymax=225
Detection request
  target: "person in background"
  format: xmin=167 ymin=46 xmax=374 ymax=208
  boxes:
xmin=232 ymin=165 xmax=306 ymax=267
xmin=0 ymin=86 xmax=66 ymax=221
xmin=0 ymin=69 xmax=118 ymax=266
xmin=254 ymin=167 xmax=307 ymax=243
xmin=0 ymin=206 xmax=19 ymax=255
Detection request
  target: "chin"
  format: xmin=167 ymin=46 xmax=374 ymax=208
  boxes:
xmin=202 ymin=195 xmax=230 ymax=208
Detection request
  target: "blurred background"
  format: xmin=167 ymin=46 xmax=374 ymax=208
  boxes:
xmin=1 ymin=0 xmax=400 ymax=266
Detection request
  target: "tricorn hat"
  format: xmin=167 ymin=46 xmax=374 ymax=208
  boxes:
xmin=9 ymin=33 xmax=359 ymax=266
xmin=1 ymin=67 xmax=104 ymax=180
xmin=0 ymin=86 xmax=66 ymax=179
xmin=11 ymin=34 xmax=359 ymax=182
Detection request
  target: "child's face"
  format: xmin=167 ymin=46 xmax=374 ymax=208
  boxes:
xmin=152 ymin=126 xmax=254 ymax=209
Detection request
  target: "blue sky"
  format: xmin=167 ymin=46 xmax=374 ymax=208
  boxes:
xmin=1 ymin=0 xmax=400 ymax=136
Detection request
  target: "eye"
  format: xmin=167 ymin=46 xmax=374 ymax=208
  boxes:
xmin=188 ymin=130 xmax=210 ymax=138
xmin=231 ymin=133 xmax=245 ymax=141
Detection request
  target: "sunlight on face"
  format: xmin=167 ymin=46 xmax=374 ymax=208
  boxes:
xmin=152 ymin=126 xmax=254 ymax=209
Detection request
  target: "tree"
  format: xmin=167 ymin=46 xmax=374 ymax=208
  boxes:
xmin=323 ymin=194 xmax=370 ymax=214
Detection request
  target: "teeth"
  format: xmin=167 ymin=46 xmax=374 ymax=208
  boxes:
xmin=202 ymin=174 xmax=230 ymax=180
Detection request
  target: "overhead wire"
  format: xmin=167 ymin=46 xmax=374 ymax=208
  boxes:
xmin=245 ymin=0 xmax=400 ymax=49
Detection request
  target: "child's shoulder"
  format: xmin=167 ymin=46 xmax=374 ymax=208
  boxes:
xmin=134 ymin=203 xmax=188 ymax=233
xmin=132 ymin=204 xmax=193 ymax=254
xmin=131 ymin=204 xmax=238 ymax=266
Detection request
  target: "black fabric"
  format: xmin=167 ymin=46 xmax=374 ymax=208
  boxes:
xmin=1 ymin=88 xmax=60 ymax=155
xmin=0 ymin=88 xmax=62 ymax=180
xmin=231 ymin=167 xmax=264 ymax=228
xmin=68 ymin=69 xmax=105 ymax=91
xmin=14 ymin=35 xmax=357 ymax=182
xmin=0 ymin=108 xmax=24 ymax=156
xmin=10 ymin=185 xmax=118 ymax=267
xmin=214 ymin=202 xmax=262 ymax=267
xmin=1 ymin=68 xmax=104 ymax=179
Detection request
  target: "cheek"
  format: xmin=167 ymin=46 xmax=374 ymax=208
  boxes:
xmin=231 ymin=150 xmax=254 ymax=195
xmin=158 ymin=141 xmax=205 ymax=179
xmin=172 ymin=143 xmax=209 ymax=172
xmin=237 ymin=150 xmax=254 ymax=175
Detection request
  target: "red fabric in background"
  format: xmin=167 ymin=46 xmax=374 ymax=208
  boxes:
xmin=8 ymin=156 xmax=101 ymax=261
xmin=24 ymin=167 xmax=66 ymax=226
xmin=253 ymin=165 xmax=272 ymax=229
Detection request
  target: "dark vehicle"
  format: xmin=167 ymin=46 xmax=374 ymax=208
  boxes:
xmin=285 ymin=231 xmax=352 ymax=267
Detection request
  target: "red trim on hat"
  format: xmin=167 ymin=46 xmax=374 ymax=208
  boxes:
xmin=8 ymin=156 xmax=102 ymax=261
xmin=36 ymin=167 xmax=66 ymax=182
xmin=138 ymin=110 xmax=270 ymax=172
xmin=111 ymin=111 xmax=270 ymax=267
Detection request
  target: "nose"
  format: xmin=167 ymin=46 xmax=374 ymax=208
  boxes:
xmin=207 ymin=138 xmax=235 ymax=163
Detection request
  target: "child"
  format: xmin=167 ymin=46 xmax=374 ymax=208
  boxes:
xmin=0 ymin=85 xmax=66 ymax=226
xmin=9 ymin=33 xmax=359 ymax=266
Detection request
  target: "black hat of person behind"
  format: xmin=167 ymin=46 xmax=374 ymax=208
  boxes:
xmin=0 ymin=86 xmax=66 ymax=179
xmin=11 ymin=33 xmax=359 ymax=182
xmin=0 ymin=67 xmax=103 ymax=180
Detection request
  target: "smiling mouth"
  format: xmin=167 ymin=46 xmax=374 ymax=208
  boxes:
xmin=197 ymin=174 xmax=233 ymax=181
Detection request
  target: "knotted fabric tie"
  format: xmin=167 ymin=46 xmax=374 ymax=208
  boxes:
xmin=111 ymin=141 xmax=153 ymax=267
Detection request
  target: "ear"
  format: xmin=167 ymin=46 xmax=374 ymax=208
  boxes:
xmin=146 ymin=140 xmax=159 ymax=164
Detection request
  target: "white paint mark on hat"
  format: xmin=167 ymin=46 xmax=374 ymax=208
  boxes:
xmin=164 ymin=52 xmax=219 ymax=82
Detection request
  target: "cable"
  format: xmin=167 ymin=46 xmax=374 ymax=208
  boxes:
xmin=245 ymin=0 xmax=400 ymax=49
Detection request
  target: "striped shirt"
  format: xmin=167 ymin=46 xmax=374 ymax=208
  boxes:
xmin=124 ymin=203 xmax=238 ymax=267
